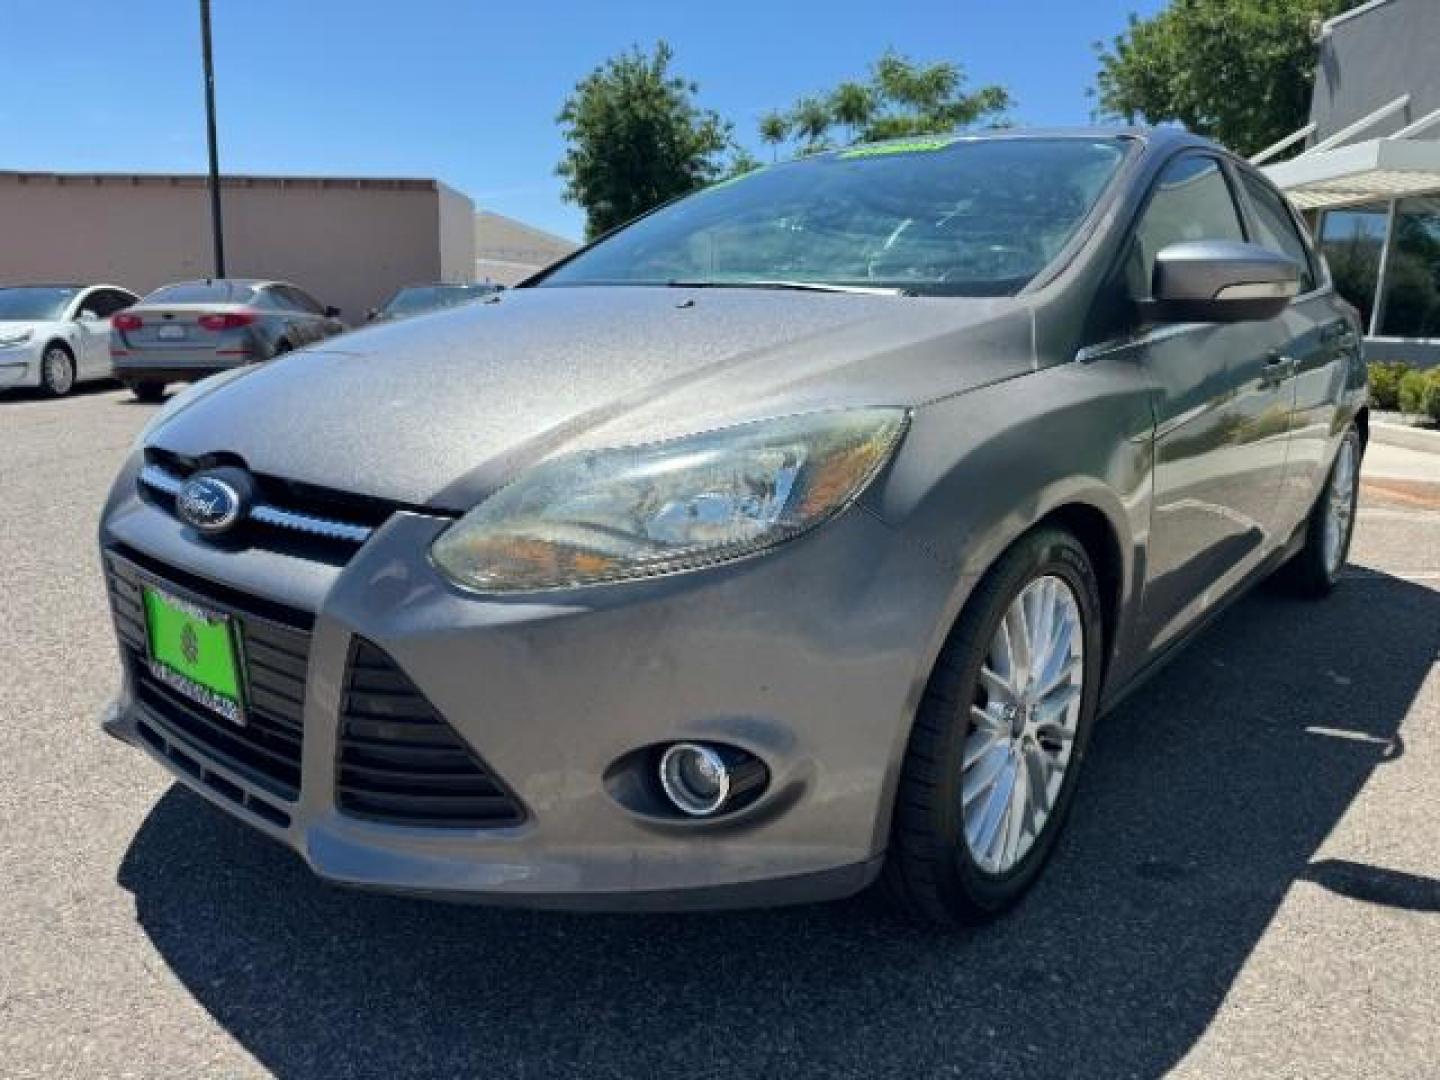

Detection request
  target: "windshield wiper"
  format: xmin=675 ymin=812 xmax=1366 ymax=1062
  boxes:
xmin=665 ymin=279 xmax=907 ymax=296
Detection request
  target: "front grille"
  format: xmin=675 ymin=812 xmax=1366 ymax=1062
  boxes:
xmin=106 ymin=552 xmax=310 ymax=802
xmin=137 ymin=449 xmax=427 ymax=562
xmin=337 ymin=640 xmax=526 ymax=828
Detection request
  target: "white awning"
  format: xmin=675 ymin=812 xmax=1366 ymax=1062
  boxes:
xmin=1264 ymin=137 xmax=1440 ymax=210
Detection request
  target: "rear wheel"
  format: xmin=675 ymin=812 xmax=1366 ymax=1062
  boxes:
xmin=1276 ymin=425 xmax=1361 ymax=597
xmin=884 ymin=527 xmax=1104 ymax=926
xmin=126 ymin=380 xmax=167 ymax=403
xmin=39 ymin=344 xmax=76 ymax=397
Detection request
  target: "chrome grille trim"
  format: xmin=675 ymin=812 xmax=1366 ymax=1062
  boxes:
xmin=139 ymin=463 xmax=374 ymax=545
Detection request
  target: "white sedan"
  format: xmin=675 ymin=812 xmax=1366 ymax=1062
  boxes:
xmin=0 ymin=284 xmax=140 ymax=396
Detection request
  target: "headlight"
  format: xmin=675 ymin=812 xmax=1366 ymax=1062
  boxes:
xmin=0 ymin=330 xmax=32 ymax=348
xmin=431 ymin=408 xmax=908 ymax=593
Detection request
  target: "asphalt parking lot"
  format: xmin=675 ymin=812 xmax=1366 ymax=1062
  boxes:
xmin=1 ymin=384 xmax=1437 ymax=1080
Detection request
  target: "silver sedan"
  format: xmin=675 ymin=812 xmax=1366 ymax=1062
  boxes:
xmin=112 ymin=278 xmax=345 ymax=402
xmin=99 ymin=129 xmax=1365 ymax=925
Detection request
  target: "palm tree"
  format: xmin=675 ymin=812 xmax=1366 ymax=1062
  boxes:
xmin=790 ymin=96 xmax=832 ymax=154
xmin=829 ymin=81 xmax=874 ymax=144
xmin=758 ymin=111 xmax=790 ymax=161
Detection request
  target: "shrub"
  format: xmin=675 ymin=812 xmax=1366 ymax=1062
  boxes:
xmin=1397 ymin=367 xmax=1440 ymax=422
xmin=1367 ymin=360 xmax=1412 ymax=410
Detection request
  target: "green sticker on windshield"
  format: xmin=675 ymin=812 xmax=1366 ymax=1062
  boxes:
xmin=839 ymin=137 xmax=959 ymax=159
xmin=702 ymin=166 xmax=767 ymax=194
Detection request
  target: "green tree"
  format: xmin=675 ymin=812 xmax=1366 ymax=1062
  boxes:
xmin=556 ymin=42 xmax=731 ymax=238
xmin=764 ymin=51 xmax=1010 ymax=156
xmin=758 ymin=111 xmax=791 ymax=160
xmin=790 ymin=96 xmax=834 ymax=154
xmin=828 ymin=80 xmax=875 ymax=143
xmin=1093 ymin=0 xmax=1362 ymax=157
xmin=724 ymin=144 xmax=764 ymax=178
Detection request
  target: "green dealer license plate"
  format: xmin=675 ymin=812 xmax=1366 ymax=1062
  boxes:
xmin=141 ymin=584 xmax=246 ymax=726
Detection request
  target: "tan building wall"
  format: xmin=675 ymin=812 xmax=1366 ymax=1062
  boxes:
xmin=473 ymin=209 xmax=577 ymax=285
xmin=0 ymin=171 xmax=474 ymax=323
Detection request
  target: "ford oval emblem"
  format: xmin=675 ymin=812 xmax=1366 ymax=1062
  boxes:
xmin=176 ymin=473 xmax=245 ymax=534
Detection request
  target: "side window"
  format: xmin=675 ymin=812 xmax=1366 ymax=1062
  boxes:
xmin=278 ymin=285 xmax=323 ymax=314
xmin=1128 ymin=155 xmax=1246 ymax=298
xmin=295 ymin=288 xmax=325 ymax=315
xmin=91 ymin=290 xmax=135 ymax=318
xmin=1237 ymin=170 xmax=1318 ymax=293
xmin=254 ymin=288 xmax=288 ymax=311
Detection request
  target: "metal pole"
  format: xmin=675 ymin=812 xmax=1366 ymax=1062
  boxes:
xmin=200 ymin=0 xmax=225 ymax=277
xmin=1369 ymin=199 xmax=1399 ymax=338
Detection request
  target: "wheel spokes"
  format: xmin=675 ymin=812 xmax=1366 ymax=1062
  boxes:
xmin=962 ymin=572 xmax=1086 ymax=875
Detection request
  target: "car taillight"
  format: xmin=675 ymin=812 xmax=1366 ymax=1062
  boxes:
xmin=112 ymin=313 xmax=143 ymax=331
xmin=198 ymin=311 xmax=257 ymax=331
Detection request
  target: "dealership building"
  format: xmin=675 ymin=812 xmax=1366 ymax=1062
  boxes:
xmin=1261 ymin=0 xmax=1440 ymax=366
xmin=0 ymin=171 xmax=476 ymax=323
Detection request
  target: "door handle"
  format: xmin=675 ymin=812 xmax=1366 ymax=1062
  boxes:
xmin=1261 ymin=350 xmax=1295 ymax=386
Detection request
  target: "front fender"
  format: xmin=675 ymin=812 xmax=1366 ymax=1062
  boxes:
xmin=863 ymin=358 xmax=1155 ymax=697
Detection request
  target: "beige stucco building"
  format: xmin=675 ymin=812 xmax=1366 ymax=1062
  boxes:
xmin=473 ymin=209 xmax=577 ymax=285
xmin=0 ymin=170 xmax=475 ymax=323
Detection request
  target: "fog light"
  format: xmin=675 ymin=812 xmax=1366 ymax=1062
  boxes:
xmin=658 ymin=742 xmax=765 ymax=817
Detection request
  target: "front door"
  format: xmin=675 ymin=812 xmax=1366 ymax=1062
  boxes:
xmin=1124 ymin=153 xmax=1296 ymax=655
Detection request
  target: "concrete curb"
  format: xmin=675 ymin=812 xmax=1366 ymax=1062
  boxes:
xmin=1372 ymin=421 xmax=1440 ymax=455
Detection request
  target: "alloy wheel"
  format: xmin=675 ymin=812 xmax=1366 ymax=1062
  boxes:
xmin=1323 ymin=436 xmax=1358 ymax=576
xmin=962 ymin=574 xmax=1085 ymax=875
xmin=43 ymin=347 xmax=75 ymax=396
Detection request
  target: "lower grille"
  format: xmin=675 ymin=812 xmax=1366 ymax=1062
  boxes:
xmin=106 ymin=552 xmax=310 ymax=801
xmin=337 ymin=640 xmax=525 ymax=827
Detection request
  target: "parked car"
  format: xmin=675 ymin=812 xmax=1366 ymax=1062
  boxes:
xmin=99 ymin=129 xmax=1365 ymax=925
xmin=0 ymin=283 xmax=139 ymax=396
xmin=112 ymin=278 xmax=345 ymax=402
xmin=366 ymin=282 xmax=502 ymax=322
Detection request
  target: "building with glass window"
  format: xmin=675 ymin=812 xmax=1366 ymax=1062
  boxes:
xmin=1260 ymin=0 xmax=1440 ymax=366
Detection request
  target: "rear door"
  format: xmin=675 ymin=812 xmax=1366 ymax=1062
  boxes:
xmin=1129 ymin=153 xmax=1296 ymax=655
xmin=78 ymin=289 xmax=138 ymax=376
xmin=70 ymin=289 xmax=110 ymax=376
xmin=1232 ymin=165 xmax=1356 ymax=536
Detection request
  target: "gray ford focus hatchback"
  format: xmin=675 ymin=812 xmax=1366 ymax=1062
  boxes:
xmin=99 ymin=129 xmax=1366 ymax=925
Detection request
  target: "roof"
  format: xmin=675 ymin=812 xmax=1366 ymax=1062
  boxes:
xmin=0 ymin=169 xmax=442 ymax=192
xmin=1264 ymin=136 xmax=1440 ymax=209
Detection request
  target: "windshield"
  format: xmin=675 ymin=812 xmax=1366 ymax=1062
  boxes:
xmin=0 ymin=286 xmax=79 ymax=321
xmin=538 ymin=137 xmax=1131 ymax=296
xmin=385 ymin=285 xmax=495 ymax=316
xmin=144 ymin=281 xmax=258 ymax=305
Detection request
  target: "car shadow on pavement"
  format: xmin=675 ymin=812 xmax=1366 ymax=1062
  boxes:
xmin=117 ymin=572 xmax=1439 ymax=1080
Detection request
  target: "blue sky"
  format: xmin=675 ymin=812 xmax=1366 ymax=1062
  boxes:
xmin=1 ymin=0 xmax=1164 ymax=240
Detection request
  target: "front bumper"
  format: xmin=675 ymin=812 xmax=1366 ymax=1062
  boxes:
xmin=99 ymin=452 xmax=964 ymax=909
xmin=0 ymin=349 xmax=39 ymax=389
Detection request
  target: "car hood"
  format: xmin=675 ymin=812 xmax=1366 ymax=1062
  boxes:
xmin=147 ymin=285 xmax=1035 ymax=511
xmin=0 ymin=320 xmax=44 ymax=340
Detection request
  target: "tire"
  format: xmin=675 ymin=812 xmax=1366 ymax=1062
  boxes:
xmin=39 ymin=343 xmax=76 ymax=397
xmin=1275 ymin=425 xmax=1361 ymax=598
xmin=883 ymin=526 xmax=1104 ymax=926
xmin=126 ymin=381 xmax=167 ymax=403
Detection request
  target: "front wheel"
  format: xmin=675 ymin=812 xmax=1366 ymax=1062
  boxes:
xmin=884 ymin=527 xmax=1104 ymax=926
xmin=39 ymin=344 xmax=76 ymax=397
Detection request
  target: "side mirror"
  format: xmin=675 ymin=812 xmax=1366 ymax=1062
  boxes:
xmin=324 ymin=305 xmax=342 ymax=318
xmin=366 ymin=307 xmax=380 ymax=321
xmin=1142 ymin=240 xmax=1299 ymax=324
